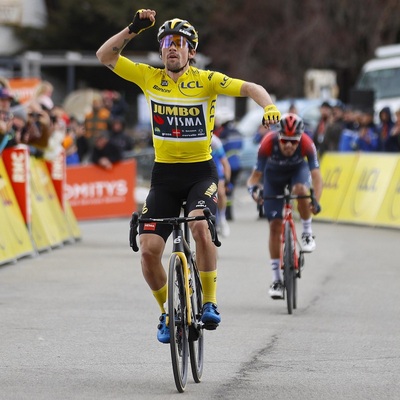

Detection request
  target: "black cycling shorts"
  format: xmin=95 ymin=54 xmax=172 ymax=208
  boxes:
xmin=263 ymin=161 xmax=311 ymax=221
xmin=139 ymin=160 xmax=218 ymax=241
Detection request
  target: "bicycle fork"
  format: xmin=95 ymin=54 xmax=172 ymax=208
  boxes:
xmin=171 ymin=227 xmax=193 ymax=326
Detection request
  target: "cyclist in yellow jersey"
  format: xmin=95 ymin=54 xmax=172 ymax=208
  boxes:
xmin=97 ymin=8 xmax=281 ymax=343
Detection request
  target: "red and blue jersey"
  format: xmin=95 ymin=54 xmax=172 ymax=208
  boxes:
xmin=256 ymin=131 xmax=320 ymax=173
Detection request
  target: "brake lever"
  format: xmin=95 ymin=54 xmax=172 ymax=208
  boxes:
xmin=129 ymin=212 xmax=139 ymax=252
xmin=203 ymin=208 xmax=222 ymax=247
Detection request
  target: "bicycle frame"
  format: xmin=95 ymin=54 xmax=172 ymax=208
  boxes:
xmin=129 ymin=208 xmax=220 ymax=326
xmin=170 ymin=221 xmax=194 ymax=325
xmin=280 ymin=188 xmax=300 ymax=273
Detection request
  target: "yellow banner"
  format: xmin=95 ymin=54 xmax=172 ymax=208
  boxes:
xmin=316 ymin=153 xmax=359 ymax=221
xmin=337 ymin=154 xmax=399 ymax=225
xmin=30 ymin=158 xmax=71 ymax=249
xmin=65 ymin=200 xmax=82 ymax=240
xmin=375 ymin=159 xmax=400 ymax=227
xmin=0 ymin=158 xmax=34 ymax=263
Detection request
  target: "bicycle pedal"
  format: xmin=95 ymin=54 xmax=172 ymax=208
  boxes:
xmin=203 ymin=322 xmax=219 ymax=331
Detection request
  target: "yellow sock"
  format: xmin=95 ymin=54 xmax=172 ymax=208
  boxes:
xmin=152 ymin=284 xmax=167 ymax=314
xmin=200 ymin=270 xmax=217 ymax=305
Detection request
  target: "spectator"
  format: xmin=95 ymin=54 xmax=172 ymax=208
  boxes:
xmin=354 ymin=109 xmax=379 ymax=152
xmin=84 ymin=94 xmax=111 ymax=155
xmin=313 ymin=101 xmax=333 ymax=154
xmin=22 ymin=101 xmax=52 ymax=158
xmin=0 ymin=87 xmax=15 ymax=152
xmin=90 ymin=131 xmax=123 ymax=170
xmin=384 ymin=108 xmax=400 ymax=152
xmin=108 ymin=116 xmax=134 ymax=153
xmin=377 ymin=106 xmax=394 ymax=151
xmin=102 ymin=90 xmax=128 ymax=119
xmin=33 ymin=80 xmax=54 ymax=112
xmin=62 ymin=125 xmax=80 ymax=165
xmin=6 ymin=105 xmax=28 ymax=148
xmin=320 ymin=101 xmax=346 ymax=156
xmin=338 ymin=106 xmax=361 ymax=152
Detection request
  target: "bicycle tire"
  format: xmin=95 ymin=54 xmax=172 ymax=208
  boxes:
xmin=293 ymin=260 xmax=297 ymax=310
xmin=283 ymin=220 xmax=294 ymax=315
xmin=168 ymin=254 xmax=189 ymax=392
xmin=188 ymin=253 xmax=204 ymax=383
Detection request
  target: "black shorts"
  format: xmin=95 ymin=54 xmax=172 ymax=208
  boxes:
xmin=139 ymin=160 xmax=218 ymax=241
xmin=263 ymin=161 xmax=311 ymax=221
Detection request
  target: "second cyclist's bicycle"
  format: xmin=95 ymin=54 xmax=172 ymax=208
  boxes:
xmin=265 ymin=185 xmax=319 ymax=315
xmin=129 ymin=207 xmax=220 ymax=392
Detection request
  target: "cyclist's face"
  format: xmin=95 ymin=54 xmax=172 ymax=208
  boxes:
xmin=279 ymin=138 xmax=299 ymax=156
xmin=160 ymin=35 xmax=194 ymax=72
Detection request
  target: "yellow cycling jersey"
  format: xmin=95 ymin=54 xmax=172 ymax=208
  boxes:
xmin=114 ymin=56 xmax=245 ymax=163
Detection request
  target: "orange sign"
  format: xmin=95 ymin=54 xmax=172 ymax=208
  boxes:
xmin=65 ymin=160 xmax=137 ymax=220
xmin=8 ymin=77 xmax=41 ymax=104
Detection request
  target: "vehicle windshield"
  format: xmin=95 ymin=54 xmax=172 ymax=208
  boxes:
xmin=357 ymin=67 xmax=400 ymax=99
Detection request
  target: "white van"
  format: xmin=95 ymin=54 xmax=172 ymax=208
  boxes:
xmin=356 ymin=44 xmax=400 ymax=117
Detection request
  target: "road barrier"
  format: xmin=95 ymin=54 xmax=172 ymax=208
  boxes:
xmin=0 ymin=146 xmax=81 ymax=266
xmin=316 ymin=152 xmax=400 ymax=228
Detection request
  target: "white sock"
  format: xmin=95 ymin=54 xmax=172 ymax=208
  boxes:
xmin=271 ymin=259 xmax=281 ymax=282
xmin=301 ymin=218 xmax=312 ymax=234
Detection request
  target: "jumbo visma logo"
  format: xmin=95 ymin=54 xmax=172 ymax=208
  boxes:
xmin=151 ymin=101 xmax=207 ymax=138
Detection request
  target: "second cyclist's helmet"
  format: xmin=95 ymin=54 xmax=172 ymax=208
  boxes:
xmin=278 ymin=113 xmax=304 ymax=139
xmin=157 ymin=18 xmax=199 ymax=50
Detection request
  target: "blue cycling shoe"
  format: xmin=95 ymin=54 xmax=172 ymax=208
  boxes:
xmin=157 ymin=313 xmax=170 ymax=344
xmin=201 ymin=302 xmax=221 ymax=330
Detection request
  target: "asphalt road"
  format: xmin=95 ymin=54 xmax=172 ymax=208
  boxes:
xmin=1 ymin=186 xmax=399 ymax=399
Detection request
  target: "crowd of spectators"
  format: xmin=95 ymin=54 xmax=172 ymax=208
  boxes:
xmin=311 ymin=101 xmax=400 ymax=157
xmin=0 ymin=77 xmax=151 ymax=170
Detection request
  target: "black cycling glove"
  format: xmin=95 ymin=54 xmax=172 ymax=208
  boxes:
xmin=128 ymin=10 xmax=155 ymax=35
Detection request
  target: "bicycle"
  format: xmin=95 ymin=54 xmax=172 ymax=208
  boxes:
xmin=129 ymin=207 xmax=221 ymax=393
xmin=264 ymin=185 xmax=319 ymax=315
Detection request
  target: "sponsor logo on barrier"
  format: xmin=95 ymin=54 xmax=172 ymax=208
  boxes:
xmin=66 ymin=179 xmax=128 ymax=205
xmin=352 ymin=168 xmax=380 ymax=216
xmin=10 ymin=151 xmax=27 ymax=183
xmin=323 ymin=167 xmax=341 ymax=189
xmin=65 ymin=160 xmax=136 ymax=220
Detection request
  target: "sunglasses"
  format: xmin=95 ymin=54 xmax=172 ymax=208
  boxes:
xmin=280 ymin=138 xmax=300 ymax=145
xmin=161 ymin=34 xmax=189 ymax=49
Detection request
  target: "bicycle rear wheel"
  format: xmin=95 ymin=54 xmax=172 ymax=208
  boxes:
xmin=188 ymin=253 xmax=204 ymax=383
xmin=168 ymin=254 xmax=189 ymax=392
xmin=283 ymin=221 xmax=295 ymax=315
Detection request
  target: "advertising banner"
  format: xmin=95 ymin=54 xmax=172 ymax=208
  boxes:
xmin=337 ymin=154 xmax=399 ymax=225
xmin=315 ymin=153 xmax=358 ymax=221
xmin=374 ymin=159 xmax=400 ymax=227
xmin=65 ymin=160 xmax=137 ymax=220
xmin=0 ymin=157 xmax=34 ymax=262
xmin=30 ymin=158 xmax=72 ymax=248
xmin=2 ymin=145 xmax=31 ymax=225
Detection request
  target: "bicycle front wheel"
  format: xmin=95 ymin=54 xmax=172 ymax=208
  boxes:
xmin=283 ymin=221 xmax=295 ymax=315
xmin=188 ymin=253 xmax=204 ymax=383
xmin=168 ymin=254 xmax=189 ymax=392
